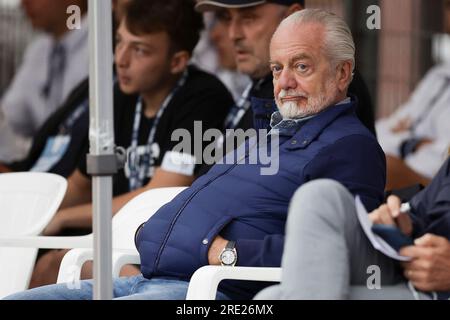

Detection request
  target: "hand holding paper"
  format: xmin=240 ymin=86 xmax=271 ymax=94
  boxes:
xmin=355 ymin=196 xmax=413 ymax=261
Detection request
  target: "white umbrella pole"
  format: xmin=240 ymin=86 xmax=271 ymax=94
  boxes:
xmin=87 ymin=0 xmax=114 ymax=300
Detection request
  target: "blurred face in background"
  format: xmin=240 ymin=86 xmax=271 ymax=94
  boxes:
xmin=210 ymin=10 xmax=237 ymax=71
xmin=114 ymin=19 xmax=174 ymax=96
xmin=21 ymin=0 xmax=83 ymax=37
xmin=220 ymin=4 xmax=287 ymax=79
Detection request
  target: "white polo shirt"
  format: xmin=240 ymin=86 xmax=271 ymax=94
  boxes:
xmin=0 ymin=16 xmax=88 ymax=161
xmin=376 ymin=63 xmax=450 ymax=178
xmin=1 ymin=16 xmax=88 ymax=137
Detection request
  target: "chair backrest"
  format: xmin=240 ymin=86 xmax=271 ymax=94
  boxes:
xmin=0 ymin=172 xmax=67 ymax=236
xmin=0 ymin=172 xmax=67 ymax=298
xmin=111 ymin=186 xmax=187 ymax=250
xmin=55 ymin=186 xmax=188 ymax=286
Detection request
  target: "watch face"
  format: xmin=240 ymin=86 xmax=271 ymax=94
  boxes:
xmin=220 ymin=250 xmax=236 ymax=265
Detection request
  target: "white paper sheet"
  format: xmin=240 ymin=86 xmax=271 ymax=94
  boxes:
xmin=355 ymin=196 xmax=412 ymax=261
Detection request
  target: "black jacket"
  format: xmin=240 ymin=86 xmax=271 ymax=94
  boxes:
xmin=8 ymin=79 xmax=89 ymax=177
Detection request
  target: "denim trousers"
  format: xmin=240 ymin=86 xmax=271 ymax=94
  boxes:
xmin=4 ymin=275 xmax=230 ymax=300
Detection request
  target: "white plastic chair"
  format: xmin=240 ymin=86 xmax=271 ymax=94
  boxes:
xmin=0 ymin=186 xmax=185 ymax=296
xmin=55 ymin=195 xmax=281 ymax=300
xmin=186 ymin=266 xmax=281 ymax=300
xmin=56 ymin=186 xmax=186 ymax=284
xmin=59 ymin=248 xmax=282 ymax=299
xmin=54 ymin=186 xmax=279 ymax=300
xmin=0 ymin=172 xmax=67 ymax=298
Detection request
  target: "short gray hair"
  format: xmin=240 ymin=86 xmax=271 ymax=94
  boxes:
xmin=278 ymin=9 xmax=355 ymax=78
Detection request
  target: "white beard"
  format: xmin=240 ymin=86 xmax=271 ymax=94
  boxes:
xmin=276 ymin=77 xmax=339 ymax=119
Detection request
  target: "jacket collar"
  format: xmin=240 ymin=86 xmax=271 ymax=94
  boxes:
xmin=269 ymin=111 xmax=316 ymax=136
xmin=280 ymin=97 xmax=357 ymax=150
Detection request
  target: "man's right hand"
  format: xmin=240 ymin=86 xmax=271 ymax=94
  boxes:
xmin=208 ymin=235 xmax=228 ymax=265
xmin=369 ymin=195 xmax=413 ymax=236
xmin=400 ymin=234 xmax=450 ymax=292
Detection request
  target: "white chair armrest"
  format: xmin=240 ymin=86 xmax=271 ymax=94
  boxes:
xmin=57 ymin=248 xmax=94 ymax=285
xmin=112 ymin=249 xmax=140 ymax=277
xmin=186 ymin=266 xmax=282 ymax=300
xmin=0 ymin=235 xmax=92 ymax=249
xmin=57 ymin=248 xmax=141 ymax=284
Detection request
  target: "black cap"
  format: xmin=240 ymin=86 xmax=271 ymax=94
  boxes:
xmin=195 ymin=0 xmax=305 ymax=12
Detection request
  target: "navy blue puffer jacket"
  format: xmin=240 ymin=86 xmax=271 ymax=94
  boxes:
xmin=136 ymin=100 xmax=386 ymax=299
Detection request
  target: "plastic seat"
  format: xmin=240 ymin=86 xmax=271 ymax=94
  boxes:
xmin=57 ymin=186 xmax=187 ymax=284
xmin=0 ymin=172 xmax=67 ymax=298
xmin=0 ymin=186 xmax=185 ymax=297
xmin=186 ymin=266 xmax=281 ymax=300
xmin=54 ymin=185 xmax=280 ymax=300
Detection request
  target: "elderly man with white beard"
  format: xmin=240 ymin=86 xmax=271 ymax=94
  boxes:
xmin=5 ymin=9 xmax=386 ymax=301
xmin=270 ymin=12 xmax=353 ymax=120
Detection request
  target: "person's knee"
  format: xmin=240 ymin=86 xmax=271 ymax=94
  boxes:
xmin=294 ymin=179 xmax=346 ymax=199
xmin=288 ymin=179 xmax=353 ymax=224
xmin=291 ymin=179 xmax=349 ymax=210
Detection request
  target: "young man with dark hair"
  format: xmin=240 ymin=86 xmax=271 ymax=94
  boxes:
xmin=29 ymin=0 xmax=234 ymax=287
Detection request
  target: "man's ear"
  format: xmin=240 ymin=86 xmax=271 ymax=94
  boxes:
xmin=336 ymin=61 xmax=353 ymax=92
xmin=285 ymin=3 xmax=303 ymax=17
xmin=170 ymin=51 xmax=190 ymax=74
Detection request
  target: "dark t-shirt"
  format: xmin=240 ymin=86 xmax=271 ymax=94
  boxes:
xmin=7 ymin=79 xmax=89 ymax=178
xmin=79 ymin=65 xmax=233 ymax=196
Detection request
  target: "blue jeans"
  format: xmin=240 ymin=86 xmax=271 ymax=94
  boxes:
xmin=4 ymin=275 xmax=230 ymax=300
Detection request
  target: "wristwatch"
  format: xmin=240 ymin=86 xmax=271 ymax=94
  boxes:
xmin=219 ymin=240 xmax=237 ymax=266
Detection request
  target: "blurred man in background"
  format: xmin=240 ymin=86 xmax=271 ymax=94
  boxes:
xmin=376 ymin=1 xmax=450 ymax=190
xmin=0 ymin=0 xmax=88 ymax=162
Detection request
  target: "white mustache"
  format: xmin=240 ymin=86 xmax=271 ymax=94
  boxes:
xmin=278 ymin=89 xmax=308 ymax=100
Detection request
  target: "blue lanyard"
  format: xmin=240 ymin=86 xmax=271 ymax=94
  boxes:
xmin=224 ymin=83 xmax=253 ymax=129
xmin=128 ymin=70 xmax=188 ymax=190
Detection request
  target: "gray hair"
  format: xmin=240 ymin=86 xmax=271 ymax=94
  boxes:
xmin=277 ymin=9 xmax=355 ymax=80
